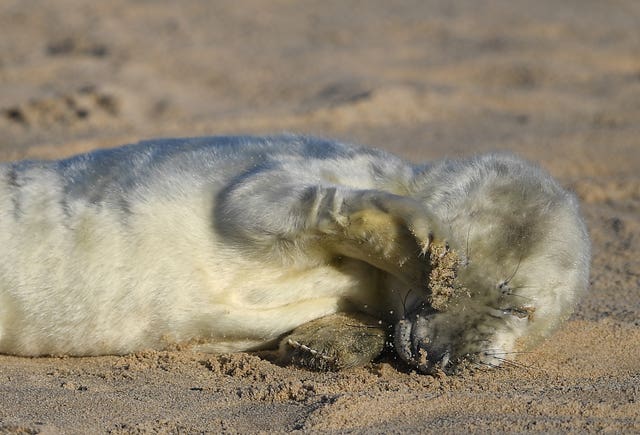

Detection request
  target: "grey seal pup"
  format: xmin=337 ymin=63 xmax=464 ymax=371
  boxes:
xmin=0 ymin=135 xmax=590 ymax=374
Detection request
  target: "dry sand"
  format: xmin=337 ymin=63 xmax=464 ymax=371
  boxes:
xmin=0 ymin=1 xmax=639 ymax=433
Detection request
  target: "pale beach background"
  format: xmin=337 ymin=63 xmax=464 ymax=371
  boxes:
xmin=0 ymin=1 xmax=638 ymax=432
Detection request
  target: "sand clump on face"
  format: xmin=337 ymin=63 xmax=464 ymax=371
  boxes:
xmin=426 ymin=241 xmax=466 ymax=312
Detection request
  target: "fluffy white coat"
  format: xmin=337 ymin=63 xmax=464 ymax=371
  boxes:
xmin=0 ymin=135 xmax=590 ymax=371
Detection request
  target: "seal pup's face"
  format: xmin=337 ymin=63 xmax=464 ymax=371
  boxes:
xmin=395 ymin=154 xmax=590 ymax=374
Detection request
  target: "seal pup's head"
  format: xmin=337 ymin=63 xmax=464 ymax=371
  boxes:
xmin=396 ymin=153 xmax=590 ymax=374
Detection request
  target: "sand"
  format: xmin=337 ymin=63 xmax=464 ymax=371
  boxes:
xmin=0 ymin=0 xmax=639 ymax=433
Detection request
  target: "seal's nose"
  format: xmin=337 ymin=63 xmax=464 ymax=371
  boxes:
xmin=393 ymin=311 xmax=440 ymax=373
xmin=394 ymin=307 xmax=463 ymax=374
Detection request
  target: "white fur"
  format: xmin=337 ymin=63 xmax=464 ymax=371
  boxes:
xmin=0 ymin=135 xmax=590 ymax=370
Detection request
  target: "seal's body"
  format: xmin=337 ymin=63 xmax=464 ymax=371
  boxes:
xmin=0 ymin=136 xmax=590 ymax=373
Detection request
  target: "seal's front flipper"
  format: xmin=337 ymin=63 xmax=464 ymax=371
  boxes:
xmin=278 ymin=313 xmax=386 ymax=371
xmin=314 ymin=189 xmax=438 ymax=289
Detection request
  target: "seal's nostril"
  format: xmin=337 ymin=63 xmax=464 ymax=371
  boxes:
xmin=439 ymin=350 xmax=451 ymax=368
xmin=393 ymin=319 xmax=415 ymax=365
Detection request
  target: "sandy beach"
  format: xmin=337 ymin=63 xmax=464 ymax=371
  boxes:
xmin=0 ymin=1 xmax=639 ymax=432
